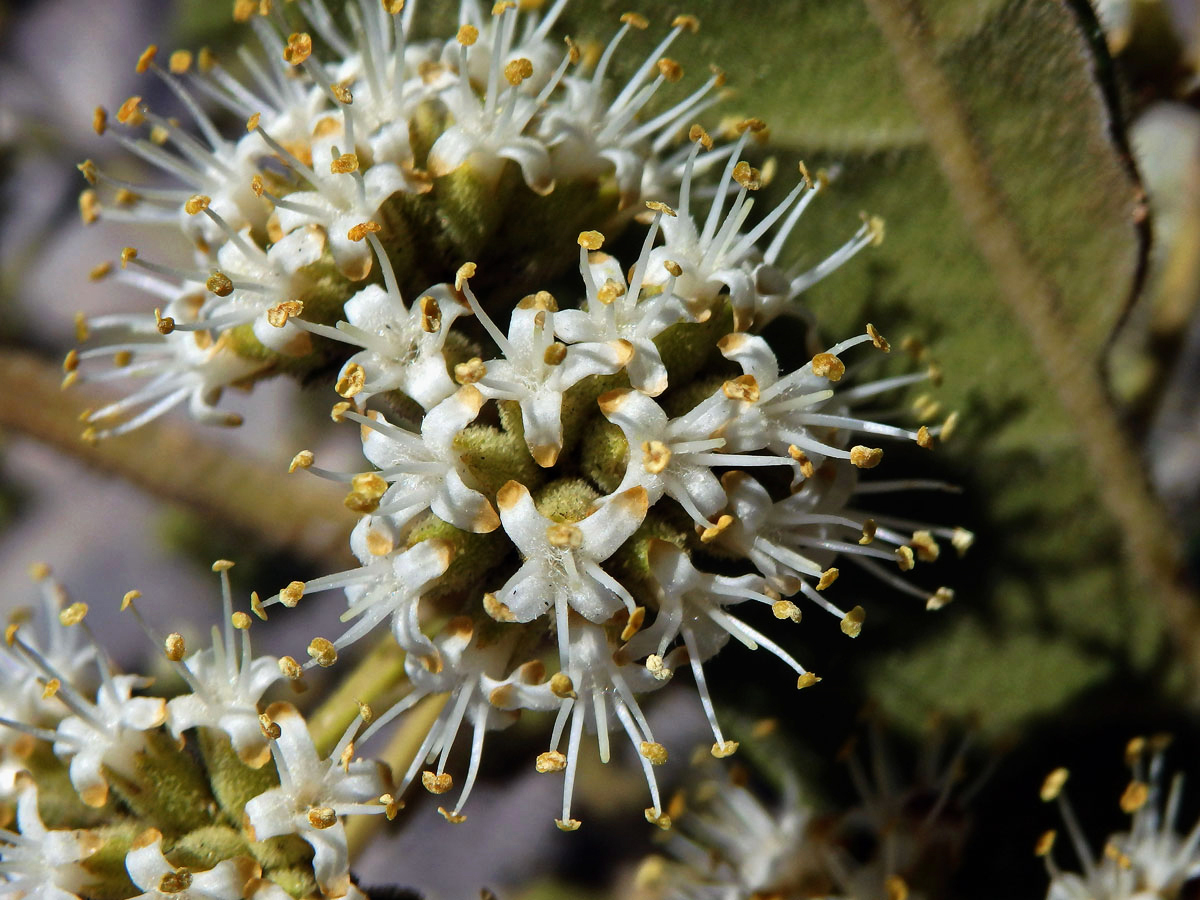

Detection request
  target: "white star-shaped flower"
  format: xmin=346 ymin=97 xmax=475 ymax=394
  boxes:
xmin=491 ymin=480 xmax=648 ymax=628
xmin=244 ymin=704 xmax=389 ymax=898
xmin=344 ymin=387 xmax=499 ymax=533
xmin=125 ymin=829 xmax=257 ymax=900
xmin=0 ymin=777 xmax=102 ymax=900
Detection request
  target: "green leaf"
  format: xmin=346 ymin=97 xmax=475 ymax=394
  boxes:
xmin=562 ymin=0 xmax=1156 ymax=736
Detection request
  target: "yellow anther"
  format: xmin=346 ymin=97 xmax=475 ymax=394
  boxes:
xmin=331 ymin=82 xmax=353 ymax=104
xmin=620 ymin=12 xmax=649 ymax=29
xmin=688 ymin=123 xmax=713 ymax=150
xmin=536 ymin=751 xmax=566 ymax=773
xmin=672 ymin=14 xmax=700 ymax=31
xmin=911 ymin=530 xmax=940 ymax=562
xmin=620 ymin=606 xmax=646 ymax=642
xmin=136 ymin=45 xmax=158 ymax=74
xmin=555 ymin=818 xmax=581 ymax=832
xmin=330 ymin=153 xmax=359 ymax=175
xmin=278 ymin=656 xmax=303 ymax=680
xmin=772 ymin=600 xmax=801 ymax=622
xmin=639 ymin=742 xmax=668 ymax=765
xmin=641 ymin=440 xmax=672 ymax=475
xmin=42 ymin=679 xmax=61 ymax=701
xmin=347 ymin=221 xmax=381 ymax=242
xmin=1034 ymin=829 xmax=1057 ymax=856
xmin=546 ymin=523 xmax=583 ymax=549
xmin=421 ymin=771 xmax=453 ymax=794
xmin=811 ymin=352 xmax=845 ymax=381
xmin=59 ymin=602 xmax=89 ymax=626
xmin=92 ymin=106 xmax=108 ymax=136
xmin=165 ymin=633 xmax=186 ymax=662
xmin=796 ymin=672 xmax=821 ymax=689
xmin=259 ymin=713 xmax=282 ymax=739
xmin=280 ymin=581 xmax=305 ymax=608
xmin=335 ymin=363 xmax=367 ymax=398
xmin=577 ymin=230 xmax=604 ymax=250
xmin=722 ymin=375 xmax=760 ymax=403
xmin=307 ymin=637 xmax=337 ymax=668
xmin=246 ymin=112 xmax=261 ymax=133
xmin=711 ymin=740 xmax=739 ymax=758
xmin=121 ymin=590 xmax=141 ymax=610
xmin=840 ymin=605 xmax=866 ymax=638
xmin=184 ymin=195 xmax=211 ymax=215
xmin=457 ymin=24 xmax=479 ymax=45
xmin=1041 ymin=768 xmax=1069 ymax=802
xmin=89 ymin=262 xmax=113 ymax=282
xmin=504 ymin=58 xmax=534 ymax=86
xmin=205 ymin=272 xmax=234 ymax=297
xmin=1120 ymin=781 xmax=1149 ymax=813
xmin=816 ymin=568 xmax=839 ymax=591
xmin=289 ymin=450 xmax=315 ymax=474
xmin=663 ymin=259 xmax=682 ymax=277
xmin=596 ymin=279 xmax=626 ymax=305
xmin=307 ymin=807 xmax=337 ymax=829
xmin=550 ymin=672 xmax=576 ymax=698
xmin=283 ymin=32 xmax=313 ymax=66
xmin=732 ymin=161 xmax=761 ymax=190
xmin=454 ymin=357 xmax=487 ymax=384
xmin=853 ymin=522 xmax=874 ymax=548
xmin=926 ymin=587 xmax=954 ymax=610
xmin=645 ymin=200 xmax=677 ymax=217
xmin=169 ymin=50 xmax=193 ymax=74
xmin=699 ymin=514 xmax=734 ymax=544
xmin=117 ymin=96 xmax=144 ymax=126
xmin=866 ymin=322 xmax=890 ymax=352
xmin=455 ymin=262 xmax=476 ymax=290
xmin=849 ymin=446 xmax=883 ymax=469
xmin=895 ymin=546 xmax=916 ymax=571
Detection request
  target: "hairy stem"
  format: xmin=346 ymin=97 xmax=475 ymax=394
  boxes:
xmin=863 ymin=0 xmax=1200 ymax=688
xmin=0 ymin=349 xmax=353 ymax=565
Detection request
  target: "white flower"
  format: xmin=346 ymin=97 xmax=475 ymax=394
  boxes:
xmin=158 ymin=563 xmax=281 ymax=768
xmin=596 ymin=388 xmax=790 ymax=527
xmin=555 ymin=214 xmax=687 ymax=397
xmin=624 ymin=541 xmax=817 ymax=756
xmin=72 ymin=284 xmax=263 ymax=439
xmin=245 ymin=704 xmax=389 ymax=898
xmin=532 ymin=621 xmax=674 ymax=832
xmin=462 ymin=276 xmax=632 ymax=466
xmin=201 ymin=221 xmax=328 ymax=356
xmin=0 ymin=778 xmax=103 ymax=900
xmin=361 ymin=617 xmax=549 ymax=824
xmin=490 ymin=480 xmax=647 ymax=628
xmin=316 ymin=263 xmax=469 ymax=408
xmin=124 ymin=829 xmax=257 ymax=900
xmin=713 ymin=330 xmax=927 ymax=469
xmin=540 ymin=13 xmax=718 ymax=201
xmin=52 ymin=668 xmax=166 ymax=808
xmin=262 ymin=536 xmax=453 ymax=659
xmin=349 ymin=389 xmax=499 ymax=532
xmin=427 ymin=3 xmax=567 ymax=195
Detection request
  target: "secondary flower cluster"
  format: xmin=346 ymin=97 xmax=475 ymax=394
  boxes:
xmin=0 ymin=565 xmax=394 ymax=900
xmin=65 ymin=0 xmax=969 ymax=845
xmin=633 ymin=724 xmax=975 ymax=900
xmin=1038 ymin=738 xmax=1200 ymax=900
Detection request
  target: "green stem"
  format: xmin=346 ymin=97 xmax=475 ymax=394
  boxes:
xmin=863 ymin=0 xmax=1200 ymax=688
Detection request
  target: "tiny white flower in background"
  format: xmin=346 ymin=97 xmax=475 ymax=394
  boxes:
xmin=124 ymin=829 xmax=257 ymax=900
xmin=245 ymin=703 xmax=390 ymax=898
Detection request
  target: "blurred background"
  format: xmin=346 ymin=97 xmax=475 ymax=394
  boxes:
xmin=3 ymin=0 xmax=1200 ymax=897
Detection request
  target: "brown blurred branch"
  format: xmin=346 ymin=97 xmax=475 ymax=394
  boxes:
xmin=0 ymin=349 xmax=353 ymax=565
xmin=864 ymin=0 xmax=1200 ymax=691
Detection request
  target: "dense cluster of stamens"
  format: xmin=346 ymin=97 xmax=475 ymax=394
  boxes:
xmin=54 ymin=0 xmax=972 ymax=872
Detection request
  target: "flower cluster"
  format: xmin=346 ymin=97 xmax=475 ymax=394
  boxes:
xmin=68 ymin=0 xmax=722 ymax=439
xmin=0 ymin=565 xmax=392 ymax=900
xmin=1038 ymin=737 xmax=1200 ymax=900
xmin=633 ymin=724 xmax=975 ymax=900
xmin=64 ymin=0 xmax=970 ymax=857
